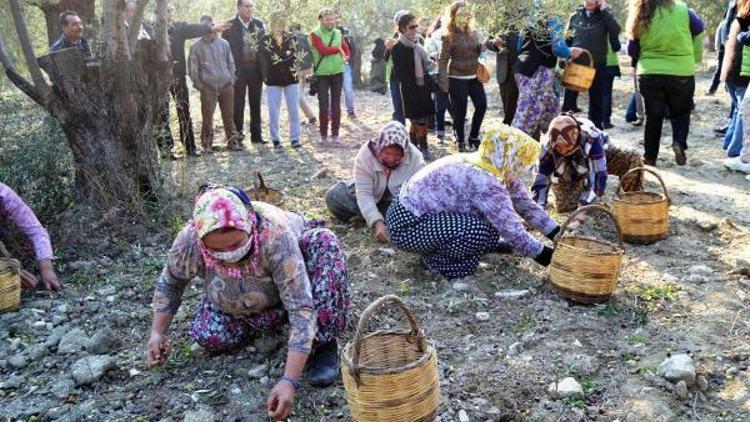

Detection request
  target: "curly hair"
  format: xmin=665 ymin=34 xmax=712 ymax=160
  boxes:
xmin=627 ymin=0 xmax=675 ymax=39
xmin=446 ymin=1 xmax=474 ymax=36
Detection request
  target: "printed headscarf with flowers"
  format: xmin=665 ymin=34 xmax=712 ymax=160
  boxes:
xmin=367 ymin=121 xmax=410 ymax=174
xmin=466 ymin=124 xmax=541 ymax=183
xmin=188 ymin=188 xmax=267 ymax=279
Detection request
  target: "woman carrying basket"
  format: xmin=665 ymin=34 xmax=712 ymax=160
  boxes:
xmin=146 ymin=186 xmax=349 ymax=420
xmin=386 ymin=124 xmax=561 ymax=279
xmin=532 ymin=114 xmax=644 ymax=213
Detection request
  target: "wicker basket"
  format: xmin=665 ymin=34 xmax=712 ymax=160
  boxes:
xmin=342 ymin=295 xmax=440 ymax=422
xmin=612 ymin=167 xmax=670 ymax=244
xmin=245 ymin=171 xmax=284 ymax=206
xmin=561 ymin=49 xmax=596 ymax=92
xmin=549 ymin=205 xmax=625 ymax=304
xmin=0 ymin=256 xmax=21 ymax=313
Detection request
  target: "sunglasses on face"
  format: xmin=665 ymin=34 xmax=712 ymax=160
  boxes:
xmin=407 ymin=24 xmax=419 ymax=30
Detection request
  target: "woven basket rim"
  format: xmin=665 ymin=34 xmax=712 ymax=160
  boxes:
xmin=614 ymin=191 xmax=667 ymax=205
xmin=342 ymin=330 xmax=434 ymax=375
xmin=557 ymin=235 xmax=624 ymax=256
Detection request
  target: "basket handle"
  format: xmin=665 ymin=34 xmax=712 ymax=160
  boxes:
xmin=616 ymin=167 xmax=670 ymax=204
xmin=253 ymin=171 xmax=268 ymax=191
xmin=567 ymin=48 xmax=593 ymax=68
xmin=554 ymin=204 xmax=624 ymax=249
xmin=350 ymin=295 xmax=426 ymax=379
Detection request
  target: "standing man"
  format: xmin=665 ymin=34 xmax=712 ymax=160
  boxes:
xmin=50 ymin=10 xmax=91 ymax=55
xmin=487 ymin=31 xmax=520 ymax=125
xmin=189 ymin=15 xmax=240 ymax=153
xmin=165 ymin=11 xmax=230 ymax=157
xmin=224 ymin=0 xmax=267 ymax=144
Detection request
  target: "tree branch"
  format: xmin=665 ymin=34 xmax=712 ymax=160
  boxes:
xmin=9 ymin=0 xmax=52 ymax=99
xmin=112 ymin=0 xmax=132 ymax=61
xmin=100 ymin=0 xmax=115 ymax=61
xmin=0 ymin=37 xmax=45 ymax=106
xmin=128 ymin=0 xmax=150 ymax=55
xmin=153 ymin=0 xmax=170 ymax=64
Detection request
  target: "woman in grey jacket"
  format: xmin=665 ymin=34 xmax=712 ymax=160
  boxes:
xmin=325 ymin=121 xmax=425 ymax=242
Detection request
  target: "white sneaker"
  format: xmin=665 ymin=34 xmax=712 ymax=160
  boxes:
xmin=723 ymin=157 xmax=750 ymax=174
xmin=746 ymin=174 xmax=750 ymax=181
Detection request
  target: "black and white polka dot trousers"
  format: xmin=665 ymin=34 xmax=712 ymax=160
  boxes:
xmin=386 ymin=197 xmax=508 ymax=279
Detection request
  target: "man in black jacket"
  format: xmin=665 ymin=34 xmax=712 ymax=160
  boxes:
xmin=561 ymin=0 xmax=621 ymax=130
xmin=223 ymin=0 xmax=266 ymax=144
xmin=163 ymin=11 xmax=230 ymax=157
xmin=487 ymin=32 xmax=520 ymax=125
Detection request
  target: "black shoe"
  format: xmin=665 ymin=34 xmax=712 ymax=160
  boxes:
xmin=644 ymin=157 xmax=656 ymax=166
xmin=457 ymin=143 xmax=467 ymax=153
xmin=714 ymin=125 xmax=729 ymax=135
xmin=673 ymin=145 xmax=686 ymax=166
xmin=444 ymin=120 xmax=453 ymax=127
xmin=602 ymin=122 xmax=614 ymax=129
xmin=251 ymin=137 xmax=268 ymax=144
xmin=186 ymin=147 xmax=201 ymax=157
xmin=306 ymin=340 xmax=339 ymax=387
xmin=468 ymin=137 xmax=481 ymax=150
xmin=496 ymin=240 xmax=512 ymax=254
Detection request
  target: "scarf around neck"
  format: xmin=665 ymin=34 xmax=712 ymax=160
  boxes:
xmin=397 ymin=33 xmax=433 ymax=86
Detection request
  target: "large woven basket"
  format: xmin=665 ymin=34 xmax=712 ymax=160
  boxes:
xmin=245 ymin=171 xmax=284 ymax=206
xmin=549 ymin=205 xmax=625 ymax=304
xmin=0 ymin=256 xmax=21 ymax=313
xmin=342 ymin=295 xmax=440 ymax=422
xmin=561 ymin=49 xmax=596 ymax=92
xmin=612 ymin=167 xmax=670 ymax=244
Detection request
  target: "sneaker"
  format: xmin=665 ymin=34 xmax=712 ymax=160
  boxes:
xmin=306 ymin=340 xmax=340 ymax=387
xmin=673 ymin=145 xmax=686 ymax=166
xmin=632 ymin=119 xmax=644 ymax=127
xmin=746 ymin=174 xmax=750 ymax=182
xmin=251 ymin=136 xmax=267 ymax=144
xmin=291 ymin=141 xmax=302 ymax=149
xmin=714 ymin=125 xmax=729 ymax=135
xmin=458 ymin=143 xmax=467 ymax=153
xmin=724 ymin=156 xmax=750 ymax=173
xmin=273 ymin=142 xmax=283 ymax=150
xmin=186 ymin=148 xmax=202 ymax=157
xmin=602 ymin=122 xmax=615 ymax=129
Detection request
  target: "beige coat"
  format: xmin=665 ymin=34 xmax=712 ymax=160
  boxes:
xmin=354 ymin=142 xmax=425 ymax=227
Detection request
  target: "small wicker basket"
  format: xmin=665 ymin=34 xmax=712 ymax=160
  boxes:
xmin=549 ymin=205 xmax=625 ymax=304
xmin=245 ymin=171 xmax=284 ymax=206
xmin=342 ymin=295 xmax=440 ymax=422
xmin=0 ymin=243 xmax=21 ymax=313
xmin=612 ymin=167 xmax=670 ymax=244
xmin=561 ymin=49 xmax=596 ymax=92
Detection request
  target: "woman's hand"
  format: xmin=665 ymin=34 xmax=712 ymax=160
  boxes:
xmin=373 ymin=220 xmax=390 ymax=243
xmin=267 ymin=380 xmax=295 ymax=420
xmin=146 ymin=331 xmax=172 ymax=367
xmin=38 ymin=259 xmax=60 ymax=291
xmin=570 ymin=47 xmax=584 ymax=59
xmin=384 ymin=39 xmax=396 ymax=50
xmin=20 ymin=268 xmax=38 ymax=289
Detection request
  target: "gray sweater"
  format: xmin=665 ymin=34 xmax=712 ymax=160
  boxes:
xmin=188 ymin=36 xmax=236 ymax=92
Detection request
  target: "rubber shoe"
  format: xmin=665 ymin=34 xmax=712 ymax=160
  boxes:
xmin=673 ymin=145 xmax=686 ymax=166
xmin=724 ymin=157 xmax=750 ymax=174
xmin=306 ymin=340 xmax=339 ymax=387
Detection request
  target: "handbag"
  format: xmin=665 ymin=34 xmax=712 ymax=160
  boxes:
xmin=476 ymin=62 xmax=491 ymax=84
xmin=307 ymin=30 xmax=337 ymax=96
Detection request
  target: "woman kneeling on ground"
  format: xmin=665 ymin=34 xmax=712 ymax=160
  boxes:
xmin=146 ymin=186 xmax=349 ymax=420
xmin=386 ymin=124 xmax=561 ymax=279
xmin=325 ymin=121 xmax=425 ymax=242
xmin=531 ymin=113 xmax=645 ymax=213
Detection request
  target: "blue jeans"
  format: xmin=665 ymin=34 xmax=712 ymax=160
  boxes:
xmin=389 ymin=78 xmax=405 ymax=124
xmin=433 ymin=90 xmax=452 ymax=136
xmin=724 ymin=83 xmax=746 ymax=157
xmin=343 ymin=63 xmax=355 ymax=115
xmin=626 ymin=94 xmax=638 ymax=122
xmin=266 ymin=84 xmax=301 ymax=145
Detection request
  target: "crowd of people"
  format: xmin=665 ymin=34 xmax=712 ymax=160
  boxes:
xmin=4 ymin=0 xmax=747 ymax=420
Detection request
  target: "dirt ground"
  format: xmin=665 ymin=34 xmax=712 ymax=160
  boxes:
xmin=1 ymin=55 xmax=749 ymax=421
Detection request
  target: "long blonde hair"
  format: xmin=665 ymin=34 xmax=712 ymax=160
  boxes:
xmin=739 ymin=0 xmax=750 ymax=18
xmin=446 ymin=1 xmax=474 ymax=36
xmin=627 ymin=0 xmax=674 ymax=39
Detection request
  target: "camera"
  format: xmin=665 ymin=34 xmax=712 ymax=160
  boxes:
xmin=306 ymin=75 xmax=318 ymax=96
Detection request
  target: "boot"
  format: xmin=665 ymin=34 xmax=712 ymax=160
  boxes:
xmin=457 ymin=142 xmax=467 ymax=153
xmin=418 ymin=136 xmax=431 ymax=161
xmin=468 ymin=137 xmax=481 ymax=150
xmin=306 ymin=340 xmax=340 ymax=387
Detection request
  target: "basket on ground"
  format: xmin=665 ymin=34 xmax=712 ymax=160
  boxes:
xmin=245 ymin=171 xmax=284 ymax=206
xmin=341 ymin=295 xmax=440 ymax=422
xmin=0 ymin=256 xmax=21 ymax=313
xmin=611 ymin=167 xmax=670 ymax=244
xmin=561 ymin=49 xmax=596 ymax=92
xmin=549 ymin=205 xmax=624 ymax=304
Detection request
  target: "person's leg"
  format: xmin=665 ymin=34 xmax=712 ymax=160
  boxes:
xmin=435 ymin=91 xmax=447 ymax=140
xmin=467 ymin=78 xmax=487 ymax=147
xmin=413 ymin=118 xmax=431 ymax=159
xmin=638 ymin=75 xmax=667 ymax=164
xmin=708 ymin=48 xmax=724 ymax=95
xmin=330 ymin=73 xmax=343 ymax=139
xmin=538 ymin=68 xmax=562 ymax=139
xmin=248 ymin=68 xmax=264 ymax=142
xmin=501 ymin=76 xmax=519 ymax=125
xmin=665 ymin=76 xmax=695 ymax=164
xmin=389 ymin=78 xmax=405 ymax=124
xmin=602 ymin=67 xmax=616 ymax=127
xmin=625 ymin=94 xmax=638 ymax=123
xmin=587 ymin=67 xmax=607 ymax=129
xmin=188 ymin=298 xmax=255 ymax=351
xmin=741 ymin=91 xmax=750 ymax=163
xmin=723 ymin=84 xmax=740 ymax=149
xmin=343 ymin=63 xmax=355 ymax=116
xmin=174 ymin=76 xmax=196 ymax=153
xmin=606 ymin=145 xmax=645 ymax=192
xmin=200 ymin=88 xmax=218 ymax=151
xmin=297 ymin=70 xmax=317 ymax=122
xmin=266 ymin=85 xmax=282 ymax=145
xmin=449 ymin=78 xmax=469 ymax=147
xmin=511 ymin=73 xmax=537 ymax=135
xmin=159 ymin=93 xmax=175 ymax=151
xmin=317 ymin=76 xmax=331 ymax=139
xmin=286 ymin=84 xmax=301 ymax=145
xmin=324 ymin=180 xmax=360 ymax=222
xmin=233 ymin=70 xmax=249 ymax=136
xmin=561 ymin=88 xmax=579 ymax=113
xmin=727 ymin=86 xmax=747 ymax=157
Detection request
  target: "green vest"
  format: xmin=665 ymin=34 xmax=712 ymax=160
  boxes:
xmin=606 ymin=41 xmax=618 ymax=67
xmin=309 ymin=26 xmax=345 ymax=76
xmin=636 ymin=1 xmax=696 ymax=76
xmin=741 ymin=46 xmax=750 ymax=77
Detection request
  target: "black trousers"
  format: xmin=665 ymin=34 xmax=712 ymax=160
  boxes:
xmin=709 ymin=48 xmax=724 ymax=94
xmin=499 ymin=75 xmax=518 ymax=125
xmin=234 ymin=67 xmax=264 ymax=140
xmin=638 ymin=74 xmax=695 ymax=161
xmin=164 ymin=75 xmax=196 ymax=152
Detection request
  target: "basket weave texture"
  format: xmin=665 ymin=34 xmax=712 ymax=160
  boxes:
xmin=342 ymin=295 xmax=440 ymax=422
xmin=612 ymin=167 xmax=670 ymax=244
xmin=0 ymin=257 xmax=21 ymax=313
xmin=549 ymin=205 xmax=624 ymax=304
xmin=561 ymin=49 xmax=596 ymax=92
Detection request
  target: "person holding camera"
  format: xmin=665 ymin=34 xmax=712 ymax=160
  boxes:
xmin=310 ymin=8 xmax=349 ymax=143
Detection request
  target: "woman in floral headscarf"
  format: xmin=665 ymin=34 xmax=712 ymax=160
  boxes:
xmin=531 ymin=113 xmax=644 ymax=212
xmin=146 ymin=187 xmax=349 ymax=421
xmin=325 ymin=121 xmax=425 ymax=242
xmin=386 ymin=124 xmax=561 ymax=279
